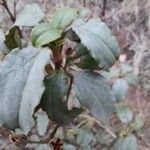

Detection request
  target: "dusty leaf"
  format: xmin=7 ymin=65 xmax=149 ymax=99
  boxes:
xmin=112 ymin=135 xmax=138 ymax=150
xmin=0 ymin=46 xmax=52 ymax=133
xmin=73 ymin=70 xmax=116 ymax=122
xmin=15 ymin=3 xmax=44 ymax=26
xmin=72 ymin=18 xmax=120 ymax=70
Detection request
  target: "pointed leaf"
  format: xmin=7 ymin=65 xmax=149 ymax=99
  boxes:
xmin=73 ymin=70 xmax=116 ymax=122
xmin=4 ymin=26 xmax=22 ymax=50
xmin=0 ymin=46 xmax=51 ymax=133
xmin=37 ymin=71 xmax=83 ymax=125
xmin=72 ymin=18 xmax=120 ymax=70
xmin=31 ymin=22 xmax=62 ymax=47
xmin=15 ymin=3 xmax=45 ymax=26
xmin=51 ymin=8 xmax=78 ymax=30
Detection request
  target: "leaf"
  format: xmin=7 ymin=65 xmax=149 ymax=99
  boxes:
xmin=31 ymin=22 xmax=62 ymax=47
xmin=0 ymin=29 xmax=9 ymax=54
xmin=36 ymin=70 xmax=83 ymax=125
xmin=72 ymin=18 xmax=120 ymax=70
xmin=130 ymin=115 xmax=144 ymax=131
xmin=76 ymin=128 xmax=96 ymax=149
xmin=64 ymin=144 xmax=76 ymax=150
xmin=75 ymin=44 xmax=99 ymax=69
xmin=125 ymin=73 xmax=137 ymax=86
xmin=112 ymin=78 xmax=129 ymax=102
xmin=116 ymin=105 xmax=133 ymax=124
xmin=112 ymin=135 xmax=138 ymax=150
xmin=15 ymin=3 xmax=45 ymax=26
xmin=73 ymin=70 xmax=116 ymax=122
xmin=78 ymin=8 xmax=91 ymax=18
xmin=121 ymin=63 xmax=133 ymax=74
xmin=102 ymin=67 xmax=120 ymax=80
xmin=0 ymin=46 xmax=52 ymax=133
xmin=35 ymin=112 xmax=49 ymax=136
xmin=77 ymin=55 xmax=100 ymax=69
xmin=51 ymin=8 xmax=78 ymax=30
xmin=75 ymin=43 xmax=89 ymax=57
xmin=4 ymin=26 xmax=22 ymax=50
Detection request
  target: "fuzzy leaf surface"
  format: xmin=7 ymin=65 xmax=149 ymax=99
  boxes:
xmin=73 ymin=70 xmax=116 ymax=122
xmin=0 ymin=46 xmax=51 ymax=133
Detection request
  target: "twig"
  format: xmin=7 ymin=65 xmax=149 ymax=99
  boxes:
xmin=0 ymin=0 xmax=23 ymax=38
xmin=13 ymin=0 xmax=18 ymax=17
xmin=101 ymin=0 xmax=107 ymax=17
xmin=82 ymin=114 xmax=117 ymax=139
xmin=66 ymin=72 xmax=73 ymax=102
xmin=83 ymin=0 xmax=86 ymax=7
xmin=96 ymin=120 xmax=117 ymax=139
xmin=1 ymin=0 xmax=15 ymax=22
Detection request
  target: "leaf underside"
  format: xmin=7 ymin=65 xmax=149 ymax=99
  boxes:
xmin=0 ymin=46 xmax=51 ymax=133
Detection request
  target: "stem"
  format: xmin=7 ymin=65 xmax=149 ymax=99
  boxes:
xmin=83 ymin=0 xmax=86 ymax=7
xmin=14 ymin=0 xmax=18 ymax=17
xmin=82 ymin=114 xmax=117 ymax=139
xmin=66 ymin=72 xmax=73 ymax=102
xmin=0 ymin=0 xmax=22 ymax=37
xmin=101 ymin=0 xmax=107 ymax=17
xmin=1 ymin=0 xmax=15 ymax=22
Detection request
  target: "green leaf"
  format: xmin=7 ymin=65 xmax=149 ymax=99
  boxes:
xmin=31 ymin=22 xmax=62 ymax=47
xmin=4 ymin=26 xmax=22 ymax=50
xmin=73 ymin=70 xmax=116 ymax=122
xmin=15 ymin=3 xmax=45 ymax=26
xmin=75 ymin=44 xmax=99 ymax=69
xmin=116 ymin=105 xmax=133 ymax=124
xmin=51 ymin=8 xmax=78 ymax=30
xmin=37 ymin=70 xmax=83 ymax=125
xmin=112 ymin=78 xmax=129 ymax=102
xmin=0 ymin=46 xmax=52 ymax=133
xmin=75 ymin=43 xmax=89 ymax=57
xmin=77 ymin=55 xmax=100 ymax=69
xmin=112 ymin=135 xmax=138 ymax=150
xmin=130 ymin=115 xmax=144 ymax=131
xmin=72 ymin=18 xmax=120 ymax=70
